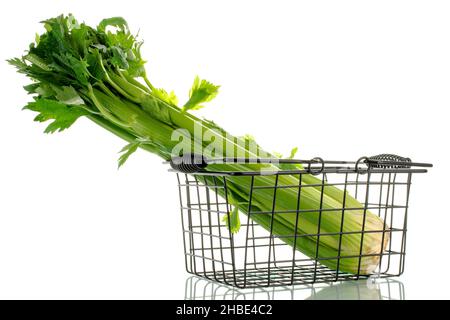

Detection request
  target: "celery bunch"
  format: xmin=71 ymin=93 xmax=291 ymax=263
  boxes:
xmin=9 ymin=15 xmax=388 ymax=274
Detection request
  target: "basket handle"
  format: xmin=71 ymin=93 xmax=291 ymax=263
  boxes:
xmin=169 ymin=153 xmax=432 ymax=174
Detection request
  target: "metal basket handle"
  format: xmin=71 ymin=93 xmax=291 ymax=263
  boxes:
xmin=169 ymin=153 xmax=432 ymax=174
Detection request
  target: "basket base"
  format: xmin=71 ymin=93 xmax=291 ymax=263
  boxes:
xmin=185 ymin=275 xmax=406 ymax=300
xmin=189 ymin=265 xmax=400 ymax=289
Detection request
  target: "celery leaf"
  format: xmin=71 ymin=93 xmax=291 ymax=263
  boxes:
xmin=183 ymin=76 xmax=220 ymax=111
xmin=152 ymin=88 xmax=179 ymax=106
xmin=288 ymin=147 xmax=298 ymax=159
xmin=117 ymin=138 xmax=158 ymax=168
xmin=54 ymin=86 xmax=85 ymax=105
xmin=24 ymin=98 xmax=88 ymax=133
xmin=98 ymin=17 xmax=129 ymax=33
xmin=118 ymin=140 xmax=141 ymax=168
xmin=222 ymin=206 xmax=241 ymax=234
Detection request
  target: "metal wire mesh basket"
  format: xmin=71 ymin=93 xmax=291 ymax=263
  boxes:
xmin=170 ymin=154 xmax=431 ymax=288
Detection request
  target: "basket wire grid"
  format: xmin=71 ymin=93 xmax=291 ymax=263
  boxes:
xmin=171 ymin=154 xmax=431 ymax=288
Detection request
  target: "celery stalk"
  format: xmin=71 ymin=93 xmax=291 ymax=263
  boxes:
xmin=9 ymin=14 xmax=388 ymax=275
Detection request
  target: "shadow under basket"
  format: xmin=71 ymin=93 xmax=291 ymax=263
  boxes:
xmin=170 ymin=154 xmax=431 ymax=288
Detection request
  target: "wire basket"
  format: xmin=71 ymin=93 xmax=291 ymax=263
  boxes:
xmin=170 ymin=154 xmax=431 ymax=288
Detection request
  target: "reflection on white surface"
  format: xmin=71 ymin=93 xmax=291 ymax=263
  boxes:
xmin=185 ymin=276 xmax=405 ymax=300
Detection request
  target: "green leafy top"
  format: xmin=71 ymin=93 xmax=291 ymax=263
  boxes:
xmin=8 ymin=14 xmax=221 ymax=138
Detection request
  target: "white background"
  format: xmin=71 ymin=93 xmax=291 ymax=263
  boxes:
xmin=0 ymin=0 xmax=448 ymax=299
